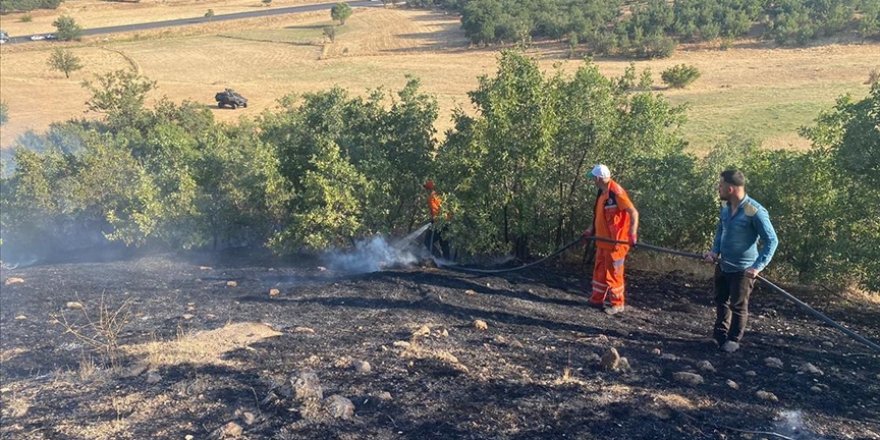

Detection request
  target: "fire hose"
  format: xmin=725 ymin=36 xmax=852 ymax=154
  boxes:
xmin=439 ymin=236 xmax=880 ymax=353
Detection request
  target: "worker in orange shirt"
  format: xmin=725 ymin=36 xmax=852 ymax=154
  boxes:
xmin=423 ymin=180 xmax=451 ymax=259
xmin=582 ymin=165 xmax=639 ymax=315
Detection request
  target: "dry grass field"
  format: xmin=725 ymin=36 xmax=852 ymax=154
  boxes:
xmin=1 ymin=5 xmax=877 ymax=152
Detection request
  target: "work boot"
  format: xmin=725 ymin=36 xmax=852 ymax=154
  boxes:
xmin=604 ymin=305 xmax=625 ymax=316
xmin=720 ymin=341 xmax=740 ymax=353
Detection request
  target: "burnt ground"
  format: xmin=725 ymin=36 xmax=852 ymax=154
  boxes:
xmin=1 ymin=252 xmax=878 ymax=440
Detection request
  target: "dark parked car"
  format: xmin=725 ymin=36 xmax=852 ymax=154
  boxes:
xmin=215 ymin=89 xmax=248 ymax=109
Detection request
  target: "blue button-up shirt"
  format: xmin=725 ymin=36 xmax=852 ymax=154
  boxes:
xmin=711 ymin=195 xmax=778 ymax=273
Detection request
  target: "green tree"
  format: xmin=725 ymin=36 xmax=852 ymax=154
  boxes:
xmin=81 ymin=69 xmax=157 ymax=128
xmin=323 ymin=25 xmax=336 ymax=42
xmin=52 ymin=15 xmax=83 ymax=41
xmin=0 ymin=101 xmax=8 ymax=126
xmin=661 ymin=64 xmax=701 ymax=88
xmin=47 ymin=48 xmax=83 ymax=79
xmin=331 ymin=3 xmax=353 ymax=25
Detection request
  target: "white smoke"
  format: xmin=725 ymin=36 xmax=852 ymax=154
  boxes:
xmin=323 ymin=228 xmax=428 ymax=274
xmin=773 ymin=410 xmax=823 ymax=440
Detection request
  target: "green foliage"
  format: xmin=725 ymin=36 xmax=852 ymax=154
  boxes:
xmin=261 ymin=0 xmax=271 ymax=6
xmin=331 ymin=2 xmax=353 ymax=25
xmin=81 ymin=69 xmax=157 ymax=129
xmin=205 ymin=8 xmax=214 ymax=17
xmin=323 ymin=25 xmax=336 ymax=42
xmin=0 ymin=101 xmax=8 ymax=126
xmin=20 ymin=13 xmax=33 ymax=22
xmin=661 ymin=64 xmax=701 ymax=89
xmin=52 ymin=14 xmax=83 ymax=41
xmin=47 ymin=48 xmax=83 ymax=79
xmin=0 ymin=0 xmax=61 ymax=13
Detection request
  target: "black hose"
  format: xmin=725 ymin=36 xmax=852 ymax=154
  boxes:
xmin=441 ymin=234 xmax=880 ymax=353
xmin=438 ymin=237 xmax=582 ymax=274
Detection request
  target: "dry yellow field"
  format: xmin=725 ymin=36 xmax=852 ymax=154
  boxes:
xmin=1 ymin=6 xmax=877 ymax=152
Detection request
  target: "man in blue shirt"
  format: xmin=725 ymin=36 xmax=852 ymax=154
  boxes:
xmin=703 ymin=169 xmax=778 ymax=353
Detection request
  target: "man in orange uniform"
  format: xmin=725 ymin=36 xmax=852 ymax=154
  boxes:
xmin=423 ymin=180 xmax=451 ymax=259
xmin=582 ymin=165 xmax=640 ymax=315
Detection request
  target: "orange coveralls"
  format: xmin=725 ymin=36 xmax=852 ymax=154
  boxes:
xmin=590 ymin=180 xmax=635 ymax=307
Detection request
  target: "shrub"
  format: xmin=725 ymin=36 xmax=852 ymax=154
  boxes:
xmin=205 ymin=9 xmax=214 ymax=17
xmin=661 ymin=64 xmax=701 ymax=88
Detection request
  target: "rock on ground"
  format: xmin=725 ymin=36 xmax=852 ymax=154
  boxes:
xmin=600 ymin=347 xmax=621 ymax=371
xmin=756 ymin=390 xmax=779 ymax=402
xmin=324 ymin=395 xmax=355 ymax=420
xmin=474 ymin=320 xmax=488 ymax=331
xmin=673 ymin=372 xmax=704 ymax=386
xmin=292 ymin=371 xmax=323 ymax=402
xmin=764 ymin=357 xmax=784 ymax=369
xmin=799 ymin=362 xmax=823 ymax=375
xmin=697 ymin=360 xmax=716 ymax=373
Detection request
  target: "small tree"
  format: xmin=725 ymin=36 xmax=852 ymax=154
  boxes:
xmin=661 ymin=64 xmax=701 ymax=89
xmin=323 ymin=25 xmax=337 ymax=42
xmin=0 ymin=101 xmax=8 ymax=126
xmin=205 ymin=9 xmax=214 ymax=17
xmin=47 ymin=48 xmax=83 ymax=79
xmin=261 ymin=0 xmax=272 ymax=6
xmin=81 ymin=69 xmax=157 ymax=127
xmin=53 ymin=15 xmax=83 ymax=41
xmin=331 ymin=3 xmax=352 ymax=25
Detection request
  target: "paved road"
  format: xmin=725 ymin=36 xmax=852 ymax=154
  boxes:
xmin=3 ymin=0 xmax=383 ymax=44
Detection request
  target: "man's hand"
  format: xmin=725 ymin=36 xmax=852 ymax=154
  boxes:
xmin=702 ymin=251 xmax=719 ymax=263
xmin=629 ymin=231 xmax=638 ymax=245
xmin=745 ymin=267 xmax=760 ymax=279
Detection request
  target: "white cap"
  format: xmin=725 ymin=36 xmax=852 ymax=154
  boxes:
xmin=590 ymin=164 xmax=611 ymax=179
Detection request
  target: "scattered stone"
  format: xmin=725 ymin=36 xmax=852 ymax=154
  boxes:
xmin=810 ymin=386 xmax=823 ymax=393
xmin=618 ymin=357 xmax=631 ymax=372
xmin=673 ymin=372 xmax=704 ymax=386
xmin=14 ymin=315 xmax=26 ymax=320
xmin=660 ymin=353 xmax=679 ymax=361
xmin=756 ymin=390 xmax=779 ymax=402
xmin=412 ymin=325 xmax=431 ymax=338
xmin=392 ymin=341 xmax=411 ymax=349
xmin=799 ymin=362 xmax=824 ymax=376
xmin=292 ymin=371 xmax=323 ymax=402
xmin=584 ymin=352 xmax=601 ymax=364
xmin=352 ymin=360 xmax=372 ymax=374
xmin=726 ymin=379 xmax=739 ymax=390
xmin=269 ymin=288 xmax=281 ymax=297
xmin=182 ymin=314 xmax=195 ymax=320
xmin=324 ymin=395 xmax=355 ymax=420
xmin=213 ymin=421 xmax=243 ymax=439
xmin=464 ymin=289 xmax=476 ymax=296
xmin=241 ymin=411 xmax=256 ymax=426
xmin=764 ymin=357 xmax=784 ymax=369
xmin=377 ymin=391 xmax=392 ymax=401
xmin=473 ymin=320 xmax=488 ymax=331
xmin=333 ymin=357 xmax=352 ymax=369
xmin=651 ymin=348 xmax=662 ymax=356
xmin=145 ymin=372 xmax=162 ymax=384
xmin=122 ymin=361 xmax=149 ymax=378
xmin=600 ymin=347 xmax=621 ymax=371
xmin=304 ymin=355 xmax=321 ymax=366
xmin=293 ymin=326 xmax=315 ymax=334
xmin=509 ymin=339 xmax=524 ymax=349
xmin=745 ymin=370 xmax=757 ymax=377
xmin=697 ymin=360 xmax=716 ymax=373
xmin=317 ymin=266 xmax=327 ymax=271
xmin=821 ymin=341 xmax=834 ymax=348
xmin=199 ymin=266 xmax=212 ymax=271
xmin=4 ymin=277 xmax=24 ymax=286
xmin=226 ymin=281 xmax=238 ymax=288
xmin=66 ymin=301 xmax=84 ymax=310
xmin=186 ymin=435 xmax=194 ymax=440
xmin=439 ymin=329 xmax=449 ymax=338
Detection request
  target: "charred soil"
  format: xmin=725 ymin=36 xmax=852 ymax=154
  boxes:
xmin=1 ymin=253 xmax=878 ymax=439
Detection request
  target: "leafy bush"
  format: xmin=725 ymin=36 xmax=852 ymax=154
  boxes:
xmin=204 ymin=9 xmax=214 ymax=17
xmin=661 ymin=64 xmax=701 ymax=88
xmin=52 ymin=14 xmax=83 ymax=41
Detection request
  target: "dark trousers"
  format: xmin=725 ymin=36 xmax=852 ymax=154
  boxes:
xmin=424 ymin=224 xmax=451 ymax=260
xmin=713 ymin=267 xmax=756 ymax=343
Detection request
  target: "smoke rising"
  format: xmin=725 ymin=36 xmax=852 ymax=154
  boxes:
xmin=323 ymin=225 xmax=430 ymax=274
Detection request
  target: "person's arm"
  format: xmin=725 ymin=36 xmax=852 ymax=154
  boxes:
xmin=704 ymin=210 xmax=723 ymax=263
xmin=615 ymin=189 xmax=639 ymax=244
xmin=749 ymin=206 xmax=778 ymax=275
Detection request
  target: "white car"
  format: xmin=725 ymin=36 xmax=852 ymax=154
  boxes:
xmin=30 ymin=35 xmax=45 ymax=41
